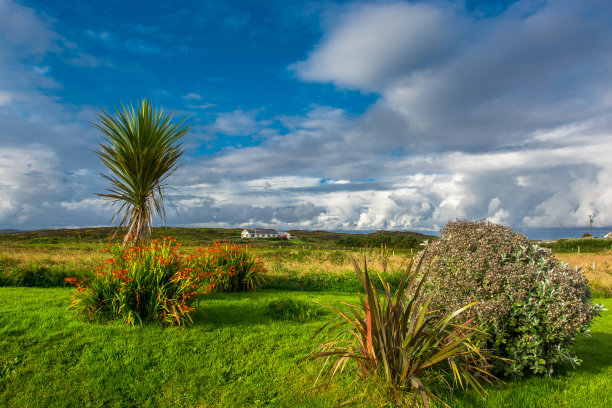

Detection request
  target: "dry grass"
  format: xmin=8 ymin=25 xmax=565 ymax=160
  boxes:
xmin=0 ymin=243 xmax=109 ymax=272
xmin=262 ymin=248 xmax=411 ymax=275
xmin=3 ymin=241 xmax=609 ymax=297
xmin=556 ymin=250 xmax=612 ymax=297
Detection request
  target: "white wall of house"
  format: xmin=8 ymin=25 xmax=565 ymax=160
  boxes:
xmin=241 ymin=228 xmax=279 ymax=238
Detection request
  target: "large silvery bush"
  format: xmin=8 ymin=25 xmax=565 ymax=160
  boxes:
xmin=420 ymin=220 xmax=600 ymax=377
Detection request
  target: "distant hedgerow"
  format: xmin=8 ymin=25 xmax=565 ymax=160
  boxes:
xmin=420 ymin=220 xmax=601 ymax=377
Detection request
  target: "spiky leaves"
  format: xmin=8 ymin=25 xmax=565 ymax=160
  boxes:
xmin=309 ymin=250 xmax=496 ymax=407
xmin=93 ymin=99 xmax=190 ymax=246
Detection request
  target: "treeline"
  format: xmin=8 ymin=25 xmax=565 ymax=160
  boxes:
xmin=336 ymin=232 xmax=429 ymax=249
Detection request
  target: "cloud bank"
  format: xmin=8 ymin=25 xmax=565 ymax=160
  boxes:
xmin=1 ymin=0 xmax=611 ymax=234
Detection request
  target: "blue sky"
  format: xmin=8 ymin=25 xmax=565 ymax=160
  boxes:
xmin=1 ymin=0 xmax=612 ymax=234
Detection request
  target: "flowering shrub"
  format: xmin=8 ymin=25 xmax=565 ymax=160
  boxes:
xmin=67 ymin=237 xmax=210 ymax=326
xmin=420 ymin=220 xmax=601 ymax=377
xmin=190 ymin=241 xmax=266 ymax=292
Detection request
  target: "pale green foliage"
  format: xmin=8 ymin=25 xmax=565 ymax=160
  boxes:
xmin=93 ymin=99 xmax=190 ymax=246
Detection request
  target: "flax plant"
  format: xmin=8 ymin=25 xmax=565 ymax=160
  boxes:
xmin=310 ymin=250 xmax=496 ymax=407
xmin=93 ymin=99 xmax=190 ymax=246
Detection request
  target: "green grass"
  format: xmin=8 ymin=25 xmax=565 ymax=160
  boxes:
xmin=446 ymin=299 xmax=612 ymax=407
xmin=0 ymin=288 xmax=358 ymax=407
xmin=0 ymin=287 xmax=610 ymax=407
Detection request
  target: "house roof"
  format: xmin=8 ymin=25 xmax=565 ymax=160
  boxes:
xmin=244 ymin=228 xmax=278 ymax=234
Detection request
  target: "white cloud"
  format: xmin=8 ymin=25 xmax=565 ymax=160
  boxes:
xmin=65 ymin=52 xmax=103 ymax=67
xmin=86 ymin=30 xmax=111 ymax=41
xmin=0 ymin=0 xmax=59 ymax=59
xmin=0 ymin=147 xmax=61 ymax=220
xmin=0 ymin=90 xmax=14 ymax=105
xmin=188 ymin=103 xmax=215 ymax=110
xmin=293 ymin=1 xmax=460 ymax=91
xmin=2 ymin=0 xmax=612 ymax=234
xmin=294 ymin=0 xmax=612 ymax=153
xmin=206 ymin=109 xmax=259 ymax=136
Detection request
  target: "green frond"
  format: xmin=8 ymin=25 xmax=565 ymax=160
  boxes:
xmin=92 ymin=98 xmax=190 ymax=246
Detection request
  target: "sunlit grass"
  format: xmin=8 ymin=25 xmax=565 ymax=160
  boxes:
xmin=0 ymin=242 xmax=108 ymax=270
xmin=0 ymin=288 xmax=362 ymax=408
xmin=3 ymin=240 xmax=612 ymax=296
xmin=0 ymin=288 xmax=610 ymax=407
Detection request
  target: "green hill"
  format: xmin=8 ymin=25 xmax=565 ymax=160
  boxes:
xmin=0 ymin=226 xmax=435 ymax=249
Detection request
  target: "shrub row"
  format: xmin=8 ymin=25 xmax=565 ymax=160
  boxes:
xmin=540 ymin=237 xmax=612 ymax=253
xmin=66 ymin=239 xmax=266 ymax=326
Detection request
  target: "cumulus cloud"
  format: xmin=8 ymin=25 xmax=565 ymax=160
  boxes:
xmin=294 ymin=0 xmax=612 ymax=153
xmin=2 ymin=0 xmax=612 ymax=234
xmin=0 ymin=147 xmax=112 ymax=227
xmin=293 ymin=1 xmax=461 ymax=91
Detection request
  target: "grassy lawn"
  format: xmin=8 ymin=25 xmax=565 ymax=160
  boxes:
xmin=0 ymin=287 xmax=610 ymax=407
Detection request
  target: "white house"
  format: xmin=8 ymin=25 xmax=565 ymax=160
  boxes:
xmin=241 ymin=228 xmax=279 ymax=239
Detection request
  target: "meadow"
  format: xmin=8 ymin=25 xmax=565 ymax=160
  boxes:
xmin=0 ymin=228 xmax=611 ymax=407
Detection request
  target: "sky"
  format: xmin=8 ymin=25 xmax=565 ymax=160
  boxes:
xmin=1 ymin=0 xmax=611 ymax=236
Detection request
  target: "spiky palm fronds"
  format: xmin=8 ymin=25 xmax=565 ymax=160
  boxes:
xmin=309 ymin=250 xmax=497 ymax=407
xmin=93 ymin=99 xmax=190 ymax=246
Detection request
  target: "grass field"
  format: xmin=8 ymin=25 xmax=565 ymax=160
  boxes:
xmin=0 ymin=288 xmax=610 ymax=407
xmin=1 ymin=228 xmax=611 ymax=407
xmin=2 ymin=241 xmax=611 ymax=295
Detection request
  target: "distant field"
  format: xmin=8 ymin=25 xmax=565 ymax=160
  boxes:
xmin=556 ymin=251 xmax=612 ymax=297
xmin=1 ymin=227 xmax=611 ymax=296
xmin=0 ymin=226 xmax=433 ymax=250
xmin=541 ymin=237 xmax=612 ymax=253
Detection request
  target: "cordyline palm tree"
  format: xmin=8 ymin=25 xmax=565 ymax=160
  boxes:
xmin=93 ymin=99 xmax=190 ymax=247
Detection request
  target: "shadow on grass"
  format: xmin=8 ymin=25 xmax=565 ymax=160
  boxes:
xmin=561 ymin=331 xmax=612 ymax=374
xmin=189 ymin=292 xmax=330 ymax=327
xmin=191 ymin=301 xmax=270 ymax=327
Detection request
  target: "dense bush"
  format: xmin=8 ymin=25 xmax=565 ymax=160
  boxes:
xmin=67 ymin=237 xmax=206 ymax=326
xmin=191 ymin=241 xmax=266 ymax=292
xmin=420 ymin=220 xmax=601 ymax=377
